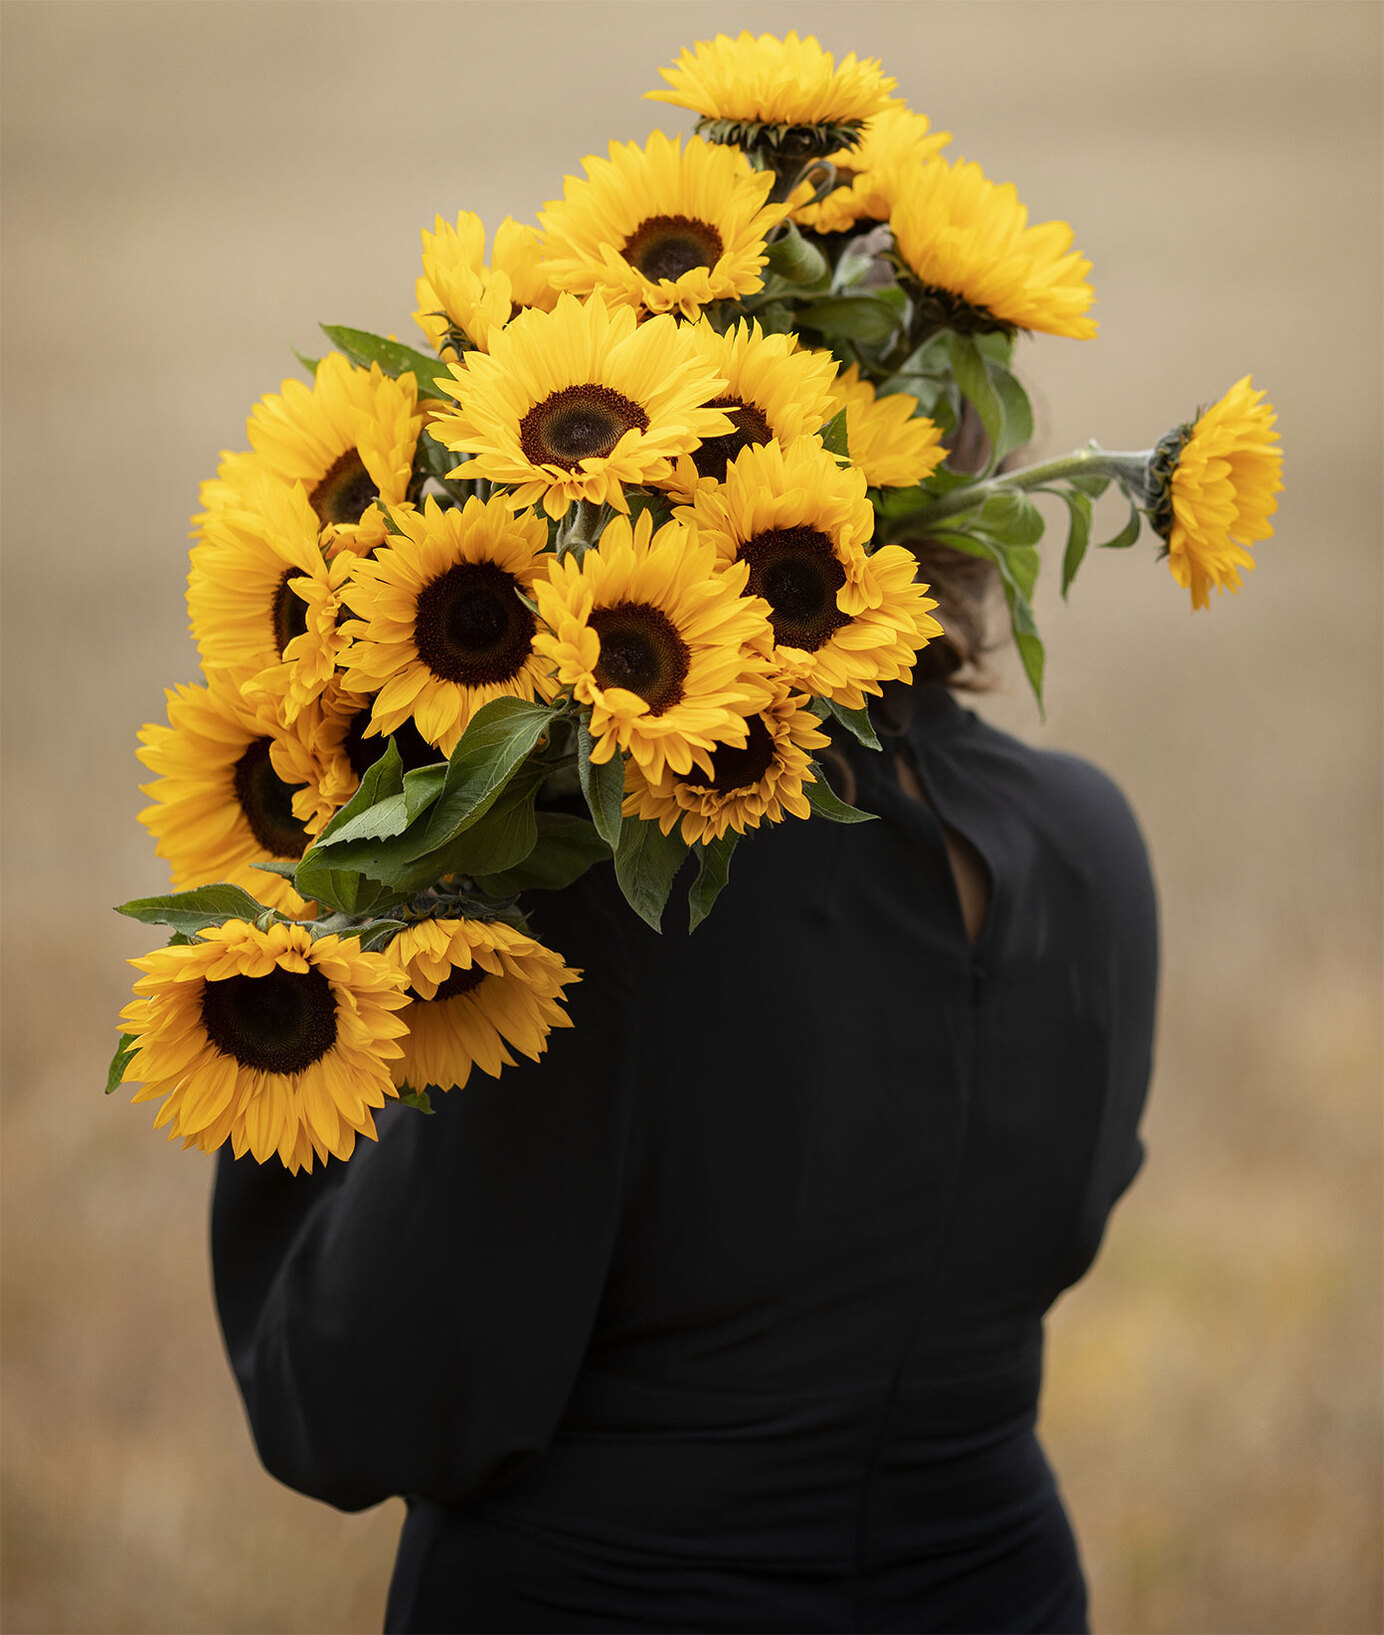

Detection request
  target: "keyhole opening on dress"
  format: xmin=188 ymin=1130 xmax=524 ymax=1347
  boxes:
xmin=893 ymin=751 xmax=991 ymax=950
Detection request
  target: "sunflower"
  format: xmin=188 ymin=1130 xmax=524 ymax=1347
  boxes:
xmin=663 ymin=319 xmax=841 ymax=497
xmin=622 ymin=679 xmax=829 ymax=845
xmin=187 ymin=473 xmax=354 ymax=723
xmin=242 ymin=353 xmax=424 ymax=554
xmin=137 ymin=676 xmax=321 ymax=915
xmin=1151 ymin=376 xmax=1283 ymax=611
xmin=414 ymin=212 xmax=560 ymax=359
xmin=532 ymin=509 xmax=776 ymax=781
xmin=889 ymin=157 xmax=1097 ymax=340
xmin=793 ymin=104 xmax=951 ymax=236
xmin=647 ymin=31 xmax=896 ymax=129
xmin=428 ymin=294 xmax=732 ymax=518
xmin=539 ymin=132 xmax=789 ymax=321
xmin=386 ymin=918 xmax=579 ymax=1094
xmin=119 ymin=920 xmax=409 ymax=1173
xmin=270 ymin=679 xmax=448 ymax=837
xmin=824 ymin=363 xmax=946 ymax=489
xmin=338 ymin=496 xmax=558 ymax=757
xmin=681 ymin=439 xmax=943 ymax=708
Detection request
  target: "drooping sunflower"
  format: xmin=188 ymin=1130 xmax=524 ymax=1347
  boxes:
xmin=428 ymin=294 xmax=732 ymax=518
xmin=532 ymin=509 xmax=776 ymax=782
xmin=120 ymin=920 xmax=409 ymax=1173
xmin=647 ymin=31 xmax=896 ymax=130
xmin=889 ymin=157 xmax=1097 ymax=340
xmin=270 ymin=679 xmax=447 ymax=837
xmin=414 ymin=212 xmax=560 ymax=359
xmin=539 ymin=132 xmax=790 ymax=321
xmin=824 ymin=363 xmax=946 ymax=490
xmin=623 ymin=679 xmax=830 ymax=845
xmin=338 ymin=496 xmax=558 ymax=757
xmin=793 ymin=104 xmax=951 ymax=236
xmin=386 ymin=918 xmax=579 ymax=1094
xmin=663 ymin=319 xmax=841 ymax=498
xmin=682 ymin=439 xmax=943 ymax=708
xmin=242 ymin=353 xmax=424 ymax=554
xmin=1150 ymin=376 xmax=1284 ymax=611
xmin=187 ymin=473 xmax=354 ymax=723
xmin=137 ymin=677 xmax=321 ymax=914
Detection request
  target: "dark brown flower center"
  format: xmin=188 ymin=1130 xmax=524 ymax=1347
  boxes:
xmin=589 ymin=601 xmax=691 ymax=715
xmin=232 ymin=738 xmax=310 ymax=858
xmin=272 ymin=569 xmax=310 ymax=656
xmin=344 ymin=709 xmax=445 ymax=779
xmin=690 ymin=396 xmax=773 ymax=482
xmin=309 ymin=449 xmax=380 ymax=525
xmin=683 ymin=714 xmax=777 ymax=796
xmin=412 ymin=561 xmax=537 ymax=685
xmin=519 ymin=385 xmax=650 ymax=471
xmin=200 ymin=965 xmax=338 ymax=1074
xmin=411 ymin=964 xmax=487 ymax=1003
xmin=737 ymin=526 xmax=851 ymax=653
xmin=622 ymin=214 xmax=725 ymax=283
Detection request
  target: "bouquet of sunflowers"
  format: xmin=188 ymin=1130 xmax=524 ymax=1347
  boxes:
xmin=109 ymin=31 xmax=1283 ymax=1174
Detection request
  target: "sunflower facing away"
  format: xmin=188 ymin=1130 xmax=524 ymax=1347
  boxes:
xmin=414 ymin=212 xmax=559 ymax=359
xmin=120 ymin=920 xmax=409 ymax=1173
xmin=428 ymin=294 xmax=732 ymax=518
xmin=539 ymin=132 xmax=790 ymax=320
xmin=793 ymin=104 xmax=951 ymax=236
xmin=242 ymin=353 xmax=424 ymax=553
xmin=622 ymin=678 xmax=830 ymax=846
xmin=889 ymin=157 xmax=1097 ymax=341
xmin=137 ymin=677 xmax=321 ymax=915
xmin=683 ymin=438 xmax=943 ymax=708
xmin=187 ymin=473 xmax=354 ymax=723
xmin=339 ymin=495 xmax=558 ymax=756
xmin=532 ymin=509 xmax=776 ymax=782
xmin=386 ymin=918 xmax=579 ymax=1094
xmin=647 ymin=31 xmax=896 ymax=129
xmin=664 ymin=319 xmax=841 ymax=497
xmin=824 ymin=364 xmax=946 ymax=490
xmin=1153 ymin=376 xmax=1284 ymax=611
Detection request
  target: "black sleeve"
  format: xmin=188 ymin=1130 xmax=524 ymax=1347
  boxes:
xmin=210 ymin=874 xmax=638 ymax=1512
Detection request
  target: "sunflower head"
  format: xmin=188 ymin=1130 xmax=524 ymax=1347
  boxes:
xmin=532 ymin=508 xmax=776 ymax=782
xmin=889 ymin=157 xmax=1097 ymax=341
xmin=427 ymin=294 xmax=732 ymax=518
xmin=792 ymin=103 xmax=951 ymax=236
xmin=647 ymin=32 xmax=896 ymax=163
xmin=1148 ymin=376 xmax=1283 ymax=611
xmin=120 ymin=919 xmax=409 ymax=1172
xmin=415 ymin=212 xmax=561 ymax=359
xmin=825 ymin=364 xmax=946 ymax=490
xmin=540 ymin=132 xmax=789 ymax=321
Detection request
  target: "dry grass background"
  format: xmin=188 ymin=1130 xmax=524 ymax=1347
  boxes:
xmin=2 ymin=2 xmax=1380 ymax=1631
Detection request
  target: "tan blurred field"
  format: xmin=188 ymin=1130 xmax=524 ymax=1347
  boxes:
xmin=2 ymin=2 xmax=1380 ymax=1631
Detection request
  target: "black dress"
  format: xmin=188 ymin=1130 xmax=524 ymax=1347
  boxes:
xmin=212 ymin=685 xmax=1158 ymax=1634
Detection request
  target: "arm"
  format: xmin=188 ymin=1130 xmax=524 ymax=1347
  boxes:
xmin=211 ymin=874 xmax=638 ymax=1512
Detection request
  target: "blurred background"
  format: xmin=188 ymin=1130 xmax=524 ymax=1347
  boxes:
xmin=2 ymin=2 xmax=1380 ymax=1630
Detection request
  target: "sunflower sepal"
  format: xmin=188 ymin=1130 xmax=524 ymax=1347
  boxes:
xmin=395 ymin=1084 xmax=437 ymax=1115
xmin=106 ymin=1033 xmax=138 ymax=1095
xmin=819 ymin=407 xmax=850 ymax=462
xmin=803 ymin=765 xmax=877 ymax=825
xmin=763 ymin=222 xmax=831 ymax=288
xmin=115 ymin=882 xmax=273 ymax=936
xmin=292 ymin=347 xmax=321 ymax=378
xmin=613 ymin=815 xmax=690 ymax=932
xmin=688 ymin=832 xmax=739 ymax=933
xmin=319 ymin=323 xmax=452 ymax=400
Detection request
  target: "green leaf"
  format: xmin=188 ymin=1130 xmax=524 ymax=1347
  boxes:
xmin=250 ymin=860 xmax=299 ymax=879
xmin=403 ymin=763 xmax=447 ymax=822
xmin=1004 ymin=544 xmax=1041 ymax=602
xmin=1014 ymin=628 xmax=1046 ymax=712
xmin=292 ymin=347 xmax=321 ymax=377
xmin=319 ymin=324 xmax=454 ymax=398
xmin=798 ymin=294 xmax=903 ymax=345
xmin=321 ymin=792 xmax=409 ymax=849
xmin=946 ymin=333 xmax=1004 ymax=465
xmin=803 ymin=764 xmax=877 ymax=824
xmin=764 ymin=223 xmax=830 ymax=285
xmin=106 ymin=1033 xmax=138 ymax=1095
xmin=474 ymin=812 xmax=610 ymax=895
xmin=356 ymin=920 xmax=408 ymax=952
xmin=577 ymin=722 xmax=624 ymax=849
xmin=688 ymin=833 xmax=739 ymax=932
xmin=818 ymin=406 xmax=850 ymax=461
xmin=989 ymin=364 xmax=1034 ymax=463
xmin=314 ymin=740 xmax=404 ymax=847
xmin=290 ymin=856 xmax=403 ymax=917
xmin=1068 ymin=469 xmax=1111 ymax=500
xmin=428 ymin=764 xmax=542 ymax=879
xmin=116 ymin=883 xmax=270 ymax=934
xmin=819 ymin=695 xmax=880 ymax=751
xmin=1060 ymin=489 xmax=1093 ymax=598
xmin=613 ymin=817 xmax=688 ymax=932
xmin=396 ymin=1087 xmax=436 ymax=1114
xmin=977 ymin=491 xmax=1044 ymax=547
xmin=1097 ymin=498 xmax=1143 ymax=550
xmin=413 ymin=697 xmax=562 ymax=854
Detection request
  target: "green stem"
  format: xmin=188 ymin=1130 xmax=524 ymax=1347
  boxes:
xmin=907 ymin=446 xmax=1155 ymax=530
